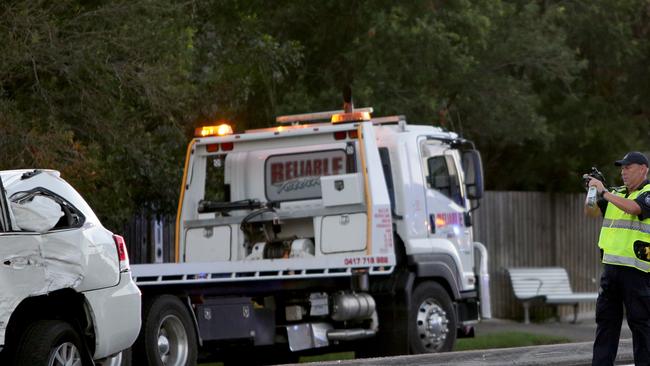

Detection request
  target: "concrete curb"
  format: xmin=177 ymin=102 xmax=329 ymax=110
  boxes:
xmin=295 ymin=339 xmax=634 ymax=365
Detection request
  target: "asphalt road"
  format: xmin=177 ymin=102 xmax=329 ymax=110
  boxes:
xmin=289 ymin=339 xmax=633 ymax=366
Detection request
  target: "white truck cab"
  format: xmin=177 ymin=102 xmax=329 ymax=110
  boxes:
xmin=131 ymin=102 xmax=490 ymax=364
xmin=0 ymin=169 xmax=141 ymax=366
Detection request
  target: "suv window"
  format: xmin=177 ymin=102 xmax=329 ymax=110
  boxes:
xmin=426 ymin=155 xmax=463 ymax=206
xmin=10 ymin=188 xmax=85 ymax=231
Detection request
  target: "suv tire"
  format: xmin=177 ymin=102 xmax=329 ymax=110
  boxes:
xmin=15 ymin=319 xmax=85 ymax=366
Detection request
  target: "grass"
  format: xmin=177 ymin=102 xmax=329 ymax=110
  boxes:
xmin=199 ymin=331 xmax=571 ymax=364
xmin=454 ymin=331 xmax=571 ymax=351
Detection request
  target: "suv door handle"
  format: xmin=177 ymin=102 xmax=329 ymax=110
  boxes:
xmin=2 ymin=256 xmax=32 ymax=269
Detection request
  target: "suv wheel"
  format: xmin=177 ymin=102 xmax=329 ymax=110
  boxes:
xmin=15 ymin=320 xmax=85 ymax=366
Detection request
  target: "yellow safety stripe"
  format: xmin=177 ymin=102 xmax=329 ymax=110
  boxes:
xmin=175 ymin=139 xmax=196 ymax=263
xmin=357 ymin=123 xmax=373 ymax=255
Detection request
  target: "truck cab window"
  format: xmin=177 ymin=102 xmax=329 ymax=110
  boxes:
xmin=205 ymin=156 xmax=230 ymax=203
xmin=426 ymin=155 xmax=463 ymax=206
xmin=378 ymin=148 xmax=396 ymax=212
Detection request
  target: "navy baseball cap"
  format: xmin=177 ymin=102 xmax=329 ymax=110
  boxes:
xmin=614 ymin=151 xmax=649 ymax=167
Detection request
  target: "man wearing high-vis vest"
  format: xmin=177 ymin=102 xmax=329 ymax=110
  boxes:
xmin=586 ymin=151 xmax=650 ymax=366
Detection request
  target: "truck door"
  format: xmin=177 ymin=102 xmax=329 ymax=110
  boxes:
xmin=420 ymin=141 xmax=474 ymax=285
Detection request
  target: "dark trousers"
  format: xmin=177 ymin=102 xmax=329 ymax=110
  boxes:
xmin=593 ymin=264 xmax=650 ymax=366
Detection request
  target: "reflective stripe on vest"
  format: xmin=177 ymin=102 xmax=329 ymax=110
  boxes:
xmin=598 ymin=184 xmax=650 ymax=272
xmin=602 ymin=253 xmax=650 ymax=272
xmin=601 ymin=218 xmax=650 ymax=235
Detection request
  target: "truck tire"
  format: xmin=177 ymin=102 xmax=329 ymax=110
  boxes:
xmin=14 ymin=319 xmax=85 ymax=366
xmin=409 ymin=281 xmax=456 ymax=353
xmin=136 ymin=295 xmax=198 ymax=366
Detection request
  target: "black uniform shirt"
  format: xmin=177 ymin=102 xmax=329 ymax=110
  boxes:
xmin=598 ymin=180 xmax=650 ymax=220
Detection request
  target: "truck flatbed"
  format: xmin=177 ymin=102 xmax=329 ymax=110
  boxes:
xmin=132 ymin=256 xmax=394 ymax=286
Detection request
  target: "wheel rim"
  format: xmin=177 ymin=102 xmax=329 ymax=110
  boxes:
xmin=157 ymin=314 xmax=189 ymax=366
xmin=48 ymin=342 xmax=82 ymax=366
xmin=415 ymin=297 xmax=449 ymax=351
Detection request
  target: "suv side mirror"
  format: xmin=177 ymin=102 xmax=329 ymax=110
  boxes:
xmin=462 ymin=150 xmax=484 ymax=200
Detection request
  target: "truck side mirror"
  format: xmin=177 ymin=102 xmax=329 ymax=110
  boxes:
xmin=462 ymin=150 xmax=484 ymax=200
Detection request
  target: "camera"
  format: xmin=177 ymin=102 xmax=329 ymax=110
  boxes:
xmin=582 ymin=166 xmax=607 ymax=190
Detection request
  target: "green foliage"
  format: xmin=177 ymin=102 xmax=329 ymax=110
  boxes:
xmin=538 ymin=0 xmax=650 ymax=190
xmin=0 ymin=0 xmax=194 ymax=227
xmin=2 ymin=0 xmax=650 ymax=226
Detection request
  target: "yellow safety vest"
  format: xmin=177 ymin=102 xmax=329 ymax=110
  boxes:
xmin=598 ymin=183 xmax=650 ymax=272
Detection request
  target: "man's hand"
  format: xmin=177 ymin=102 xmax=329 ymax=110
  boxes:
xmin=589 ymin=177 xmax=606 ymax=194
xmin=590 ymin=177 xmax=643 ymax=216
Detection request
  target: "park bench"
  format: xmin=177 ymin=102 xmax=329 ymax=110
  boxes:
xmin=507 ymin=267 xmax=598 ymax=324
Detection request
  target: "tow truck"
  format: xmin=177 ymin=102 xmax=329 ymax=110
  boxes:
xmin=130 ymin=96 xmax=491 ymax=365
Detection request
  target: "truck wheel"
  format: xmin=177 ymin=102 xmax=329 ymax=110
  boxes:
xmin=14 ymin=319 xmax=85 ymax=366
xmin=137 ymin=295 xmax=198 ymax=366
xmin=409 ymin=282 xmax=456 ymax=353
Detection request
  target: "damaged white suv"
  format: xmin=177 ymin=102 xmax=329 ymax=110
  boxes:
xmin=0 ymin=169 xmax=141 ymax=365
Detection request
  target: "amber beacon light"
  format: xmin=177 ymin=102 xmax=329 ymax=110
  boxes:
xmin=195 ymin=123 xmax=234 ymax=137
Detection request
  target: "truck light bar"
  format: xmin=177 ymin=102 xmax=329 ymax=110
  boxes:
xmin=276 ymin=107 xmax=373 ymax=125
xmin=195 ymin=123 xmax=233 ymax=137
xmin=331 ymin=111 xmax=371 ymax=124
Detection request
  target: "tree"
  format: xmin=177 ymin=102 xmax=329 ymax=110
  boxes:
xmin=259 ymin=0 xmax=584 ymax=190
xmin=0 ymin=0 xmax=195 ymax=227
xmin=538 ymin=0 xmax=650 ymax=190
xmin=0 ymin=0 xmax=304 ymax=228
xmin=3 ymin=0 xmax=650 ymax=228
